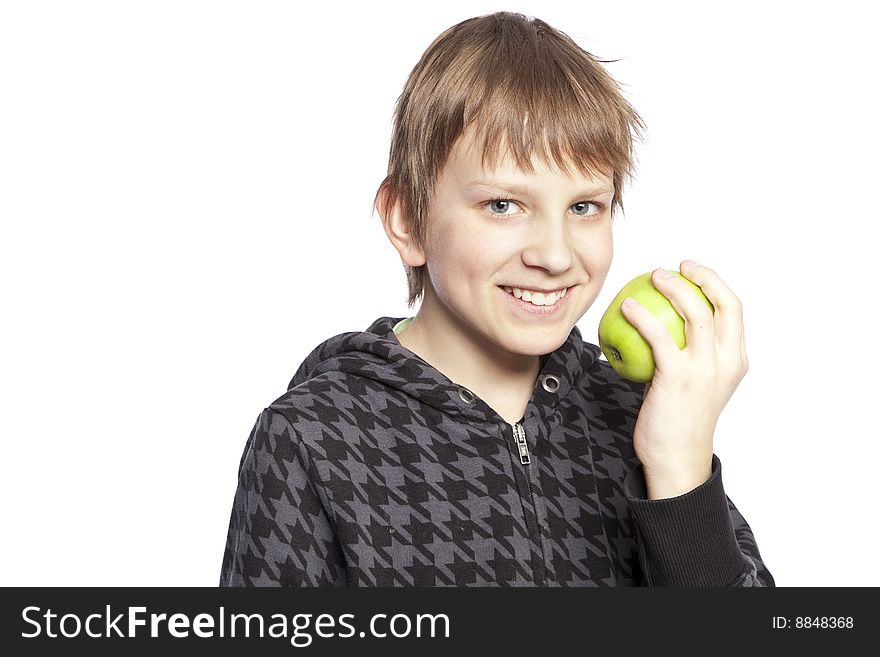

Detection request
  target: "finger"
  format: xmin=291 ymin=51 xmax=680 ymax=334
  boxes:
xmin=620 ymin=296 xmax=681 ymax=376
xmin=651 ymin=267 xmax=715 ymax=358
xmin=679 ymin=260 xmax=744 ymax=350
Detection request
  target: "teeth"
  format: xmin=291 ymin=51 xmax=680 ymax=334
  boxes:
xmin=502 ymin=286 xmax=567 ymax=306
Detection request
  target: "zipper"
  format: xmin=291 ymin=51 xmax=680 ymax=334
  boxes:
xmin=512 ymin=420 xmax=546 ymax=585
xmin=513 ymin=421 xmax=531 ymax=465
xmin=512 ymin=421 xmax=535 ymax=522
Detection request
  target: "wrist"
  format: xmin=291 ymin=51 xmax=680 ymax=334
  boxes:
xmin=644 ymin=459 xmax=712 ymax=500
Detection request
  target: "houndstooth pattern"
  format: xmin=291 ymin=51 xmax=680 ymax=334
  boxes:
xmin=220 ymin=316 xmax=774 ymax=587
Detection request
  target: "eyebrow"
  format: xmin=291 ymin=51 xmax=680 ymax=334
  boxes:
xmin=464 ymin=179 xmax=614 ymax=197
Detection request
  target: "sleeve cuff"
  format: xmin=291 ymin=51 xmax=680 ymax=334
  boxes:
xmin=624 ymin=454 xmax=750 ymax=587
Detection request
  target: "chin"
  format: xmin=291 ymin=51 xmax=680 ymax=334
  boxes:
xmin=502 ymin=331 xmax=568 ymax=357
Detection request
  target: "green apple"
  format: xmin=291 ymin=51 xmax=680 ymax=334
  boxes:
xmin=598 ymin=271 xmax=715 ymax=383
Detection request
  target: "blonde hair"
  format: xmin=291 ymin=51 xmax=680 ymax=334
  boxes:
xmin=374 ymin=11 xmax=646 ymax=308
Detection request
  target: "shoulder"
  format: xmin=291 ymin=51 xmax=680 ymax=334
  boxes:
xmin=266 ymin=370 xmax=350 ymax=422
xmin=265 ymin=369 xmax=390 ymax=446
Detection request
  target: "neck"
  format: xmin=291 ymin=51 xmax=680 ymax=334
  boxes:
xmin=395 ymin=293 xmax=541 ymax=422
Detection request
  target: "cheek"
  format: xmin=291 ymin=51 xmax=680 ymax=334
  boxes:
xmin=593 ymin=250 xmax=613 ymax=281
xmin=423 ymin=237 xmax=460 ymax=301
xmin=428 ymin=225 xmax=500 ymax=292
xmin=583 ymin=230 xmax=613 ymax=276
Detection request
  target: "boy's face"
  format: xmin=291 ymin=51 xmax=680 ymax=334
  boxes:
xmin=420 ymin=128 xmax=615 ymax=358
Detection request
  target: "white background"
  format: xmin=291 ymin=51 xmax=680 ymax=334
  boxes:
xmin=2 ymin=0 xmax=877 ymax=587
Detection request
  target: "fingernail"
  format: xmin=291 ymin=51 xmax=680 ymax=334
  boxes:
xmin=683 ymin=259 xmax=699 ymax=268
xmin=655 ymin=268 xmax=673 ymax=279
xmin=622 ymin=298 xmax=638 ymax=309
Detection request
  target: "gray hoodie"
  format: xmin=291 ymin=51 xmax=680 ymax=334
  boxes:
xmin=220 ymin=316 xmax=774 ymax=586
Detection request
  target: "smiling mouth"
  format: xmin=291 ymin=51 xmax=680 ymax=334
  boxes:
xmin=500 ymin=285 xmax=569 ymax=307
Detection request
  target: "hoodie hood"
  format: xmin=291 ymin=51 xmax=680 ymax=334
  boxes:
xmin=287 ymin=316 xmax=601 ymax=425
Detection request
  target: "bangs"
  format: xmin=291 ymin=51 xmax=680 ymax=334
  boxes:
xmin=467 ymin=95 xmax=628 ymax=184
xmin=456 ymin=32 xmax=641 ymax=185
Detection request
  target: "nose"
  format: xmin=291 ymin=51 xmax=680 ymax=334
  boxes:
xmin=520 ymin=218 xmax=575 ymax=274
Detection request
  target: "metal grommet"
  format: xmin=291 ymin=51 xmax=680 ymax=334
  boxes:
xmin=541 ymin=374 xmax=560 ymax=394
xmin=458 ymin=387 xmax=475 ymax=404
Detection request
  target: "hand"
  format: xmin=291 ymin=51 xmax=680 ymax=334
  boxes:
xmin=621 ymin=260 xmax=749 ymax=499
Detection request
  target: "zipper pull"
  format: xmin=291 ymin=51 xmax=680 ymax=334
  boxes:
xmin=513 ymin=422 xmax=530 ymax=465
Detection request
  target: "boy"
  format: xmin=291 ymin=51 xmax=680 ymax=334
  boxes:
xmin=220 ymin=12 xmax=774 ymax=587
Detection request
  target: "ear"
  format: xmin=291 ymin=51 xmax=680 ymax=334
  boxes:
xmin=376 ymin=183 xmax=427 ymax=268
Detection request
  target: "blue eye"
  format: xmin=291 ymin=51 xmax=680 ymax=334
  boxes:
xmin=487 ymin=199 xmax=519 ymax=216
xmin=572 ymin=201 xmax=602 ymax=216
